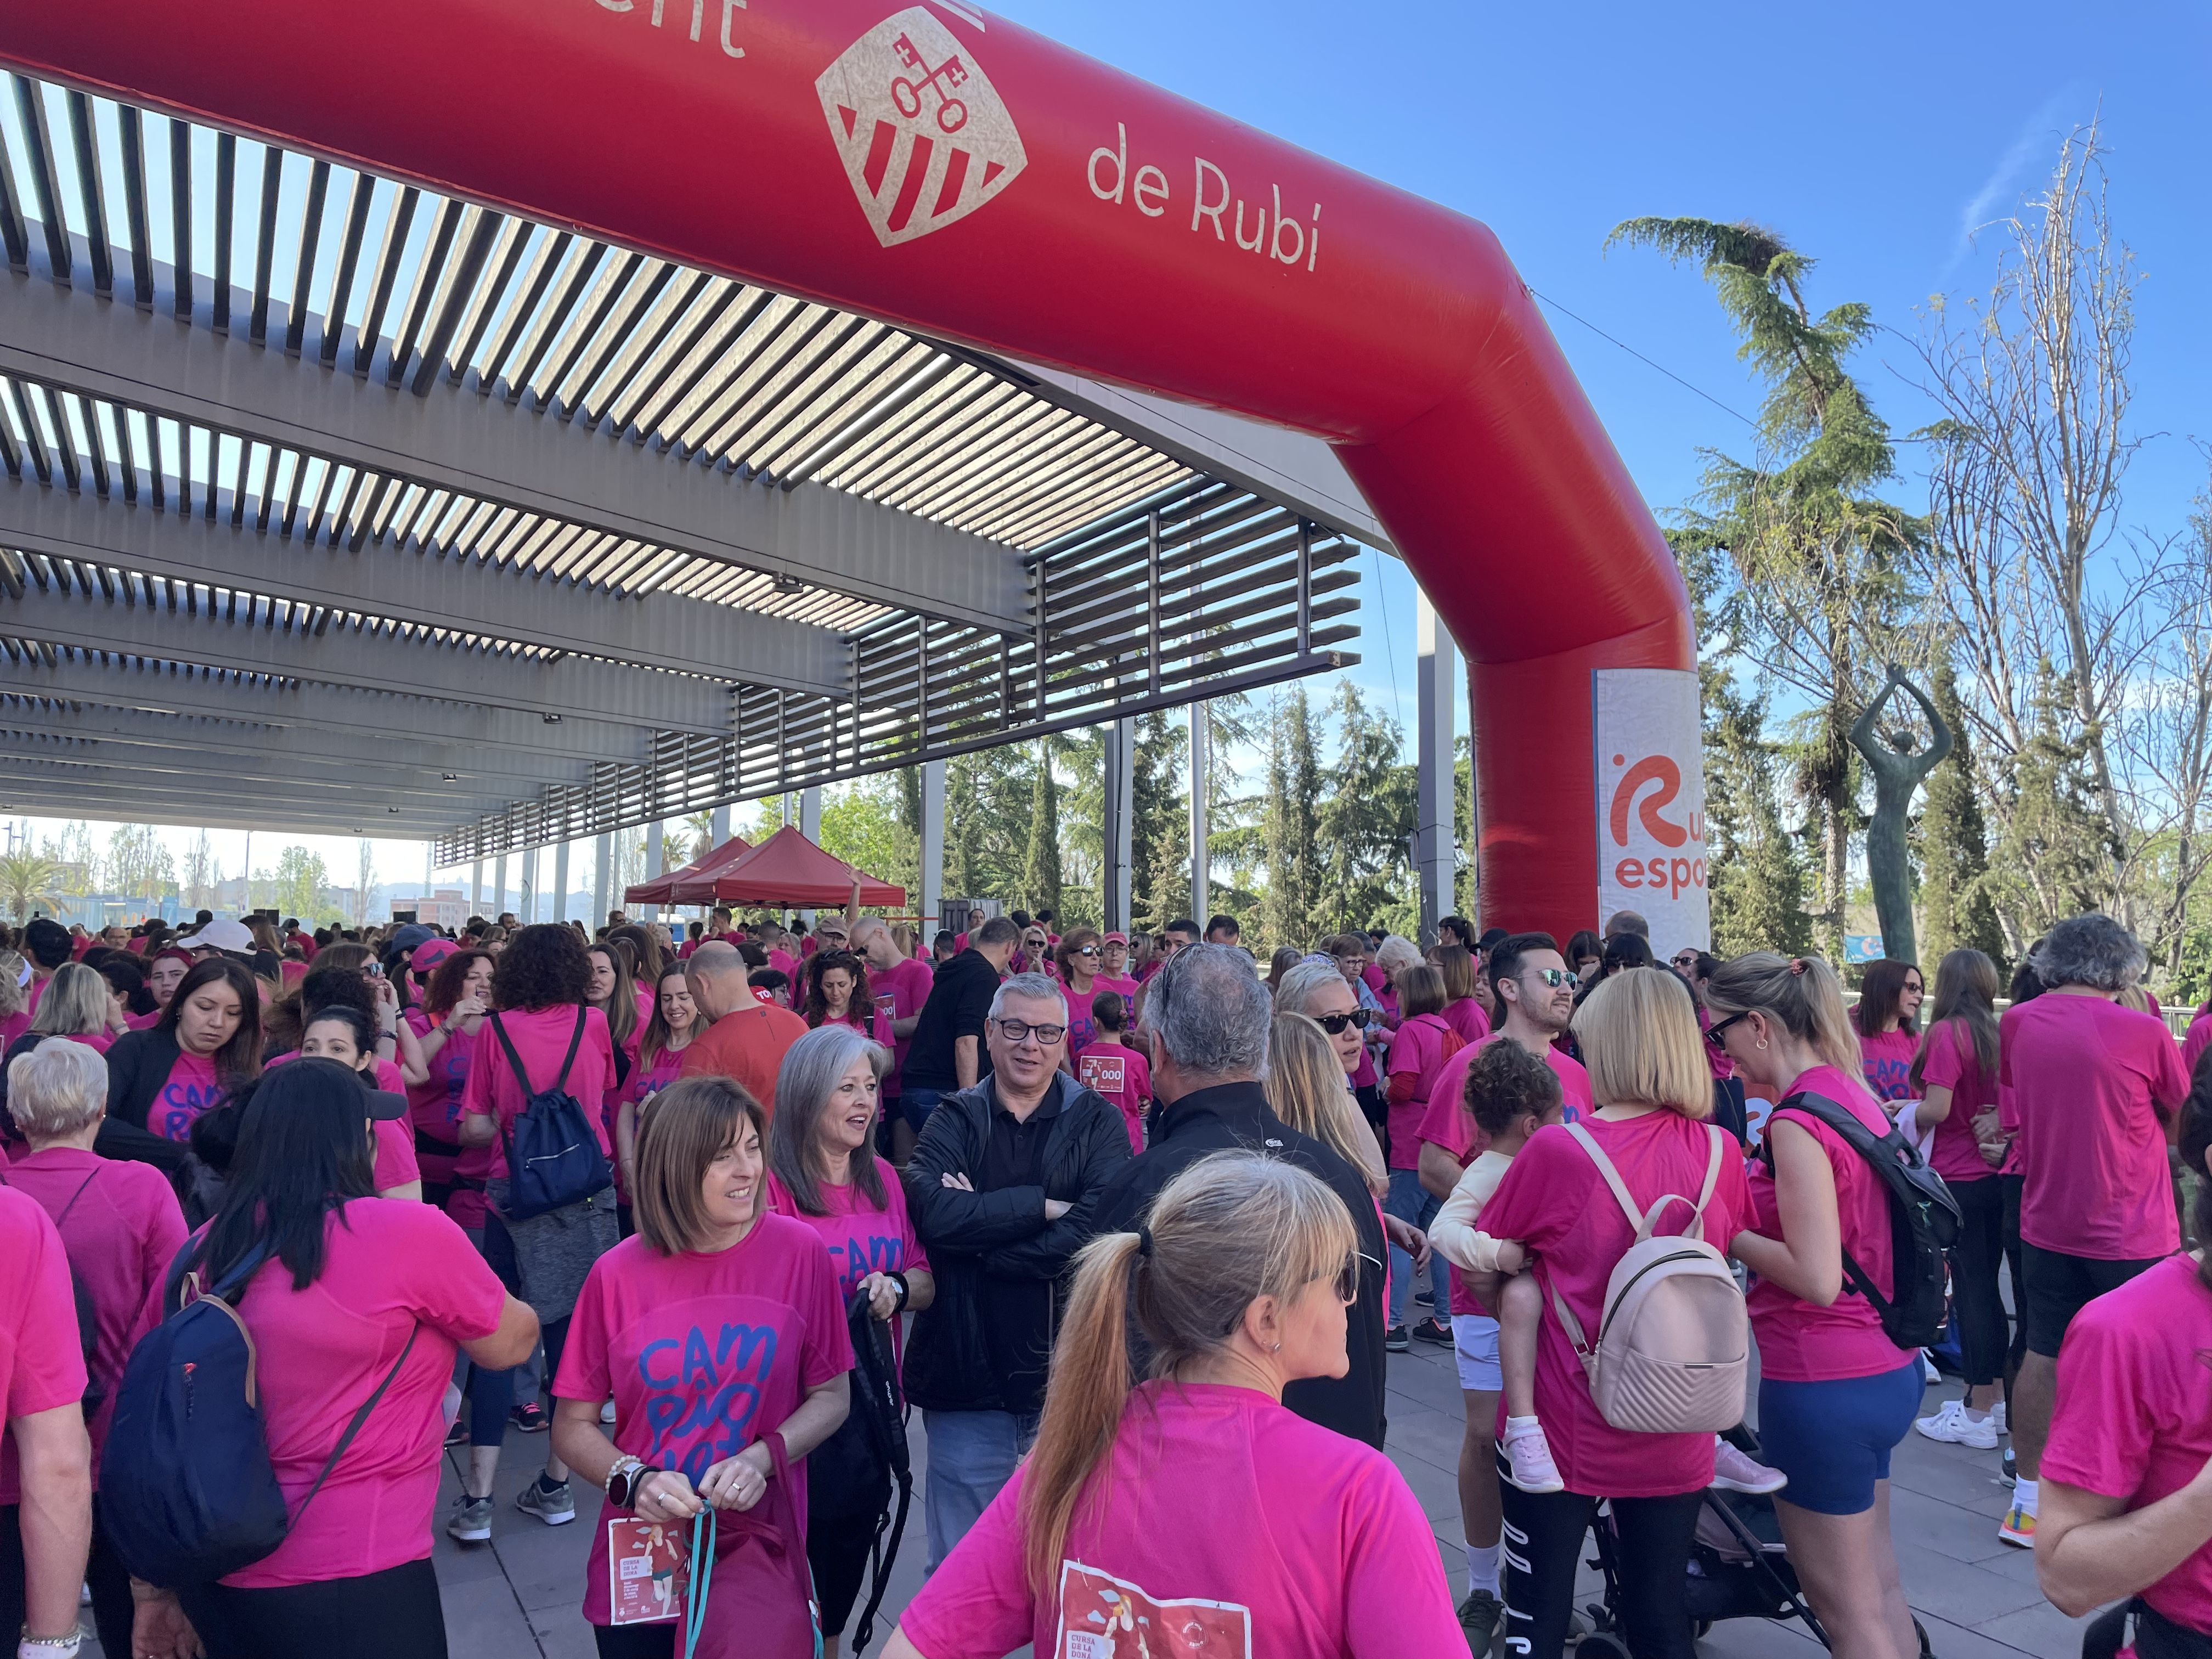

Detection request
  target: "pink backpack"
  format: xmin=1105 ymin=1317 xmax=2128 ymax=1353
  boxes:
xmin=1544 ymin=1121 xmax=1747 ymax=1435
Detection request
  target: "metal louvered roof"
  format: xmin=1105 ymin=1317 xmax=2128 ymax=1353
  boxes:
xmin=0 ymin=72 xmax=1365 ymax=854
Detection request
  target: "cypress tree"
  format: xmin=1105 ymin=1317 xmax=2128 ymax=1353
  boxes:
xmin=1917 ymin=659 xmax=2005 ymax=970
xmin=1022 ymin=739 xmax=1064 ymax=920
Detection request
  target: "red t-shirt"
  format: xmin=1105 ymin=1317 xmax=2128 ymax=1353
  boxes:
xmin=1916 ymin=1019 xmax=1998 ymax=1185
xmin=219 ymin=1200 xmax=506 ymax=1588
xmin=2044 ymin=1255 xmax=2212 ymax=1634
xmin=1746 ymin=1064 xmax=1915 ymax=1383
xmin=1076 ymin=1040 xmax=1152 ymax=1152
xmin=1384 ymin=1013 xmax=1459 ymax=1170
xmin=2004 ymin=994 xmax=2190 ymax=1259
xmin=898 ymin=1381 xmax=1462 ymax=1659
xmin=461 ymin=1005 xmax=618 ymax=1180
xmin=871 ymin=956 xmax=934 ymax=1097
xmin=1477 ymin=1110 xmax=1751 ymax=1496
xmin=1857 ymin=1026 xmax=1918 ymax=1102
xmin=552 ymin=1218 xmax=854 ymax=1628
xmin=150 ymin=1049 xmax=224 ymax=1142
xmin=0 ymin=1152 xmax=183 ymax=1502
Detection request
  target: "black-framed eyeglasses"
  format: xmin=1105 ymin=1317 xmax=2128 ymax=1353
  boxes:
xmin=992 ymin=1017 xmax=1066 ymax=1045
xmin=1314 ymin=1009 xmax=1373 ymax=1035
xmin=1531 ymin=967 xmax=1579 ymax=989
xmin=1704 ymin=1010 xmax=1751 ymax=1050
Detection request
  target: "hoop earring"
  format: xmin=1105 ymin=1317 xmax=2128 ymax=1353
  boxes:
xmin=1755 ymin=1039 xmax=1769 ymax=1049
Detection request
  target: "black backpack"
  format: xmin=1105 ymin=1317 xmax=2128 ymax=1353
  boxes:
xmin=806 ymin=1289 xmax=912 ymax=1653
xmin=100 ymin=1243 xmax=417 ymax=1587
xmin=490 ymin=1009 xmax=613 ymax=1220
xmin=1766 ymin=1090 xmax=1961 ymax=1350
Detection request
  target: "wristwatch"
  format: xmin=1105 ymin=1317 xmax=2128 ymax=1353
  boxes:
xmin=606 ymin=1458 xmax=658 ymax=1508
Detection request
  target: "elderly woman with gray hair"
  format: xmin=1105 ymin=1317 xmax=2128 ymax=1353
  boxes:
xmin=1991 ymin=912 xmax=2193 ymax=1551
xmin=1 ymin=1037 xmax=193 ymax=1659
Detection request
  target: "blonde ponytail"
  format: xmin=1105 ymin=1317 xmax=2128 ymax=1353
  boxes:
xmin=1703 ymin=951 xmax=1862 ymax=1077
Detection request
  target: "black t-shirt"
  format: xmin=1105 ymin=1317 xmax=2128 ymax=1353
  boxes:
xmin=979 ymin=1085 xmax=1065 ymax=1415
xmin=901 ymin=948 xmax=1001 ymax=1091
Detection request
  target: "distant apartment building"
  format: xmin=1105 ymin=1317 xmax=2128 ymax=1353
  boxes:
xmin=391 ymin=888 xmax=469 ymax=930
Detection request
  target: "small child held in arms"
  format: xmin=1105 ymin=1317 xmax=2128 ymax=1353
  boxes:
xmin=1429 ymin=1040 xmax=1567 ymax=1492
xmin=1074 ymin=990 xmax=1152 ymax=1152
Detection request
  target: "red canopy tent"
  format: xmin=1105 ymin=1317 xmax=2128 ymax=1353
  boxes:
xmin=709 ymin=825 xmax=905 ymax=908
xmin=622 ymin=836 xmax=752 ymax=906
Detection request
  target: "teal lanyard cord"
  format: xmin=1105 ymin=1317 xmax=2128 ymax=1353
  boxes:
xmin=684 ymin=1509 xmax=715 ymax=1659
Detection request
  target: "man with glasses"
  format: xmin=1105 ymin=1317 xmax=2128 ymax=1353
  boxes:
xmin=1093 ymin=945 xmax=1391 ymax=1449
xmin=903 ymin=972 xmax=1131 ymax=1567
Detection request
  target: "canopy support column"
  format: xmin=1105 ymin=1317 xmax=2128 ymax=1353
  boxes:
xmin=592 ymin=834 xmax=611 ymax=932
xmin=1104 ymin=718 xmax=1134 ymax=936
xmin=520 ymin=846 xmax=537 ymax=926
xmin=1417 ymin=593 xmax=1458 ymax=947
xmin=1188 ymin=703 xmax=1209 ymax=926
xmin=493 ymin=855 xmax=506 ymax=922
xmin=800 ymin=787 xmax=823 ymax=924
xmin=553 ymin=841 xmax=571 ymax=926
xmin=470 ymin=860 xmax=481 ymax=917
xmin=642 ymin=821 xmax=663 ymax=921
xmin=920 ymin=760 xmax=945 ymax=938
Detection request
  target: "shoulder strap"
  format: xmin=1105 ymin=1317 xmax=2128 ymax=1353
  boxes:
xmin=289 ymin=1324 xmax=420 ymax=1531
xmin=552 ymin=1005 xmax=586 ymax=1093
xmin=1563 ymin=1120 xmax=1645 ymax=1233
xmin=489 ymin=1012 xmax=535 ymax=1097
xmin=51 ymin=1167 xmax=101 ymax=1231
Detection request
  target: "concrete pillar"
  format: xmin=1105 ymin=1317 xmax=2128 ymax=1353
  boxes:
xmin=1188 ymin=701 xmax=1209 ymax=925
xmin=492 ymin=854 xmax=506 ymax=922
xmin=709 ymin=805 xmax=730 ymax=850
xmin=1103 ymin=718 xmax=1135 ymax=934
xmin=519 ymin=847 xmax=537 ymax=925
xmin=470 ymin=860 xmax=481 ymax=916
xmin=642 ymin=821 xmax=663 ymax=921
xmin=799 ymin=788 xmax=824 ymax=924
xmin=920 ymin=760 xmax=945 ymax=933
xmin=422 ymin=843 xmax=433 ymax=898
xmin=552 ymin=841 xmax=571 ymax=926
xmin=1415 ymin=592 xmax=1458 ymax=947
xmin=592 ymin=834 xmax=612 ymax=932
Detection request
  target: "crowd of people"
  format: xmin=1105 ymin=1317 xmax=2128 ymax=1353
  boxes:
xmin=2 ymin=891 xmax=2210 ymax=1659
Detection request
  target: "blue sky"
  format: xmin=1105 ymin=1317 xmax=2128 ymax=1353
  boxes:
xmin=16 ymin=3 xmax=2208 ymax=884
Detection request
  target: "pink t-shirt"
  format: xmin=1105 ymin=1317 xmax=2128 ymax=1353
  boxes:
xmin=150 ymin=1049 xmax=224 ymax=1142
xmin=2005 ymin=994 xmax=2190 ymax=1259
xmin=0 ymin=1153 xmax=183 ymax=1503
xmin=1477 ymin=1109 xmax=1751 ymax=1496
xmin=898 ymin=1381 xmax=1461 ymax=1659
xmin=218 ymin=1200 xmax=505 ymax=1588
xmin=2183 ymin=1003 xmax=2212 ymax=1083
xmin=0 ymin=1186 xmax=84 ymax=1466
xmin=0 ymin=1011 xmax=27 ymax=1051
xmin=1442 ymin=996 xmax=1491 ymax=1049
xmin=1917 ymin=1019 xmax=1999 ymax=1186
xmin=1384 ymin=1013 xmax=1459 ymax=1171
xmin=553 ymin=1218 xmax=855 ymax=1627
xmin=1075 ymin=1040 xmax=1152 ymax=1151
xmin=403 ymin=1009 xmax=478 ymax=1144
xmin=1857 ymin=1026 xmax=1918 ymax=1102
xmin=768 ymin=948 xmax=799 ymax=980
xmin=1746 ymin=1064 xmax=1915 ymax=1383
xmin=125 ymin=1009 xmax=163 ymax=1031
xmin=460 ymin=1005 xmax=618 ymax=1180
xmin=871 ymin=956 xmax=935 ymax=1096
xmin=2044 ymin=1255 xmax=2212 ymax=1634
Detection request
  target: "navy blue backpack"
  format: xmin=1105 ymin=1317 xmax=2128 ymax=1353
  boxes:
xmin=490 ymin=1008 xmax=614 ymax=1220
xmin=100 ymin=1244 xmax=417 ymax=1587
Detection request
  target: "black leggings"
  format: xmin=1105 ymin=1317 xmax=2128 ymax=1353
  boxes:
xmin=808 ymin=1504 xmax=878 ymax=1636
xmin=2000 ymin=1173 xmax=2028 ymax=1416
xmin=1950 ymin=1176 xmax=2008 ymax=1387
xmin=1501 ymin=1476 xmax=1702 ymax=1659
xmin=176 ymin=1556 xmax=446 ymax=1659
xmin=2 ymin=1495 xmax=134 ymax=1659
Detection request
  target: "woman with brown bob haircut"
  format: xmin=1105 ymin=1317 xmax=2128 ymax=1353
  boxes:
xmin=550 ymin=1075 xmax=854 ymax=1658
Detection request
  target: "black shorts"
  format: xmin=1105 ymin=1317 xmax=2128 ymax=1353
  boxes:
xmin=2019 ymin=1242 xmax=2163 ymax=1357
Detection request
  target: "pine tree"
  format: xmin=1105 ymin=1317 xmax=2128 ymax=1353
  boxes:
xmin=1022 ymin=740 xmax=1064 ymax=919
xmin=1917 ymin=659 xmax=2005 ymax=970
xmin=1317 ymin=682 xmax=1417 ymax=937
xmin=1131 ymin=711 xmax=1187 ymax=932
xmin=1706 ymin=687 xmax=1813 ymax=957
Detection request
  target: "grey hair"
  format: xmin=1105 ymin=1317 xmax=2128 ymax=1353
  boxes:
xmin=1273 ymin=960 xmax=1354 ymax=1018
xmin=2034 ymin=912 xmax=2147 ymax=992
xmin=990 ymin=972 xmax=1068 ymax=1022
xmin=1374 ymin=934 xmax=1422 ymax=976
xmin=1139 ymin=943 xmax=1271 ymax=1081
xmin=7 ymin=1036 xmax=108 ymax=1138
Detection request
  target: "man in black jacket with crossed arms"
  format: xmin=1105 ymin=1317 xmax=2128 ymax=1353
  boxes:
xmin=903 ymin=970 xmax=1130 ymax=1570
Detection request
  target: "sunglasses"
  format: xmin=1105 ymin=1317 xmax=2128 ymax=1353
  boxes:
xmin=1704 ymin=1010 xmax=1751 ymax=1050
xmin=992 ymin=1018 xmax=1066 ymax=1045
xmin=1314 ymin=1009 xmax=1374 ymax=1035
xmin=1074 ymin=945 xmax=1101 ymax=958
xmin=1530 ymin=967 xmax=1579 ymax=989
xmin=1328 ymin=1252 xmax=1376 ymax=1306
xmin=1672 ymin=953 xmax=1700 ymax=968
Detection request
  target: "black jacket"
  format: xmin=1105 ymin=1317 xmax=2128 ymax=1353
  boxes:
xmin=901 ymin=1070 xmax=1131 ymax=1413
xmin=94 ymin=1027 xmax=195 ymax=1175
xmin=1091 ymin=1081 xmax=1389 ymax=1449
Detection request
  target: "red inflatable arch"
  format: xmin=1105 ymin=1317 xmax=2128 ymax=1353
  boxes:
xmin=7 ymin=1 xmax=1707 ymax=947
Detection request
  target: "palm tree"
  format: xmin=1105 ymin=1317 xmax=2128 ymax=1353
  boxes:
xmin=0 ymin=851 xmax=66 ymax=922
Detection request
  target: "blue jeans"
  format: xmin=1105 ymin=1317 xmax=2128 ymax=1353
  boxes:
xmin=923 ymin=1408 xmax=1040 ymax=1571
xmin=1384 ymin=1166 xmax=1447 ymax=1328
xmin=902 ymin=1087 xmax=945 ymax=1133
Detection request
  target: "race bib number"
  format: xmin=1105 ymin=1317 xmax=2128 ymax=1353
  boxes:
xmin=1078 ymin=1053 xmax=1125 ymax=1098
xmin=607 ymin=1517 xmax=687 ymax=1626
xmin=1055 ymin=1561 xmax=1251 ymax=1658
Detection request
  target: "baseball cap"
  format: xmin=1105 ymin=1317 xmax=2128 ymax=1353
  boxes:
xmin=1103 ymin=931 xmax=1130 ymax=946
xmin=178 ymin=917 xmax=254 ymax=955
xmin=360 ymin=1087 xmax=410 ymax=1122
xmin=409 ymin=938 xmax=458 ymax=978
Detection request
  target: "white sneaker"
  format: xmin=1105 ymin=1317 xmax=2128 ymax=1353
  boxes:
xmin=1915 ymin=1398 xmax=1999 ymax=1450
xmin=1921 ymin=1352 xmax=1940 ymax=1385
xmin=1502 ymin=1425 xmax=1565 ymax=1494
xmin=1711 ymin=1439 xmax=1787 ymax=1494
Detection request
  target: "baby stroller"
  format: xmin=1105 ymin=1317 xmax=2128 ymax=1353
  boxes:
xmin=1575 ymin=1453 xmax=1935 ymax=1656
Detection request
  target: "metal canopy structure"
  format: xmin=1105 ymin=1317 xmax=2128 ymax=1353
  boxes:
xmin=0 ymin=75 xmax=1372 ymax=861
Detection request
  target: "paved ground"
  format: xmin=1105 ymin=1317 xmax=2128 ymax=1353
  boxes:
xmin=87 ymin=1340 xmax=2095 ymax=1657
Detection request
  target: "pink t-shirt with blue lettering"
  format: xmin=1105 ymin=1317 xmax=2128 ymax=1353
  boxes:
xmin=150 ymin=1049 xmax=224 ymax=1142
xmin=1746 ymin=1064 xmax=1915 ymax=1383
xmin=554 ymin=1217 xmax=854 ymax=1628
xmin=1857 ymin=1027 xmax=1918 ymax=1102
xmin=900 ymin=1381 xmax=1461 ymax=1659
